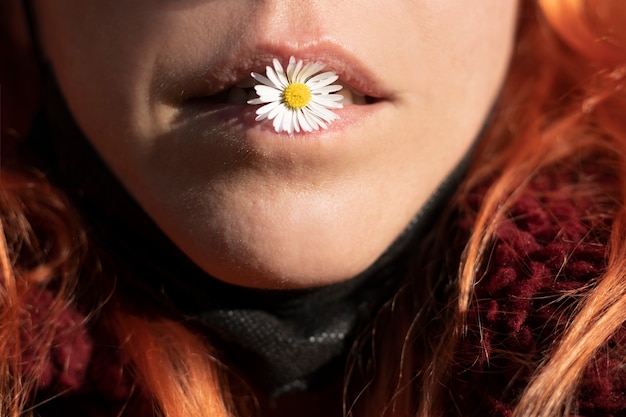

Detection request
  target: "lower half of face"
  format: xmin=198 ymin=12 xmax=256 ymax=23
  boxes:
xmin=35 ymin=1 xmax=518 ymax=288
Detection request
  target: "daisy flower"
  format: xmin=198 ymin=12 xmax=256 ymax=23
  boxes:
xmin=247 ymin=56 xmax=344 ymax=134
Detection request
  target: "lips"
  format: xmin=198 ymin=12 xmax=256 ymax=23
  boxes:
xmin=178 ymin=45 xmax=389 ymax=110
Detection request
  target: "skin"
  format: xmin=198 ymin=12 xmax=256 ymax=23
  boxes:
xmin=32 ymin=1 xmax=519 ymax=289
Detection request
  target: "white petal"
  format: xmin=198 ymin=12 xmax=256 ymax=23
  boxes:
xmin=297 ymin=109 xmax=312 ymax=132
xmin=298 ymin=62 xmax=326 ymax=82
xmin=291 ymin=111 xmax=300 ymax=134
xmin=314 ymin=93 xmax=344 ymax=103
xmin=325 ymin=92 xmax=346 ymax=101
xmin=272 ymin=59 xmax=289 ymax=86
xmin=311 ymin=95 xmax=344 ymax=109
xmin=302 ymin=109 xmax=323 ymax=130
xmin=290 ymin=59 xmax=306 ymax=82
xmin=291 ymin=59 xmax=304 ymax=83
xmin=307 ymin=72 xmax=339 ymax=88
xmin=276 ymin=68 xmax=289 ymax=87
xmin=247 ymin=97 xmax=266 ymax=105
xmin=251 ymin=72 xmax=278 ymax=88
xmin=268 ymin=103 xmax=286 ymax=120
xmin=283 ymin=110 xmax=295 ymax=133
xmin=272 ymin=58 xmax=284 ymax=73
xmin=307 ymin=101 xmax=340 ymax=122
xmin=266 ymin=65 xmax=286 ymax=89
xmin=302 ymin=110 xmax=317 ymax=127
xmin=284 ymin=114 xmax=293 ymax=134
xmin=254 ymin=85 xmax=282 ymax=101
xmin=286 ymin=57 xmax=298 ymax=81
xmin=257 ymin=103 xmax=278 ymax=122
xmin=255 ymin=100 xmax=281 ymax=117
xmin=273 ymin=109 xmax=285 ymax=132
xmin=312 ymin=84 xmax=343 ymax=94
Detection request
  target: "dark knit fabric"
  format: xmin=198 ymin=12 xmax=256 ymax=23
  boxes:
xmin=23 ymin=291 xmax=151 ymax=417
xmin=449 ymin=169 xmax=620 ymax=417
xmin=25 ymin=169 xmax=626 ymax=416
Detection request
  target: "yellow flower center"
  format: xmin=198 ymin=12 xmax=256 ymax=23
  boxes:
xmin=282 ymin=83 xmax=312 ymax=110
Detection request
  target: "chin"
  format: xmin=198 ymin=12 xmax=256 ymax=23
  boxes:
xmin=177 ymin=236 xmax=387 ymax=289
xmin=161 ymin=204 xmax=405 ymax=290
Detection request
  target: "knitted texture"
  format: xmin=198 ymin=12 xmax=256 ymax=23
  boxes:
xmin=23 ymin=290 xmax=149 ymax=416
xmin=450 ymin=169 xmax=623 ymax=417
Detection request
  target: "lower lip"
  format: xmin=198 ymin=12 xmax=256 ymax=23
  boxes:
xmin=176 ymin=100 xmax=389 ymax=156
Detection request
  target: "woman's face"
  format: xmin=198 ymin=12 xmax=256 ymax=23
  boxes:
xmin=33 ymin=1 xmax=518 ymax=288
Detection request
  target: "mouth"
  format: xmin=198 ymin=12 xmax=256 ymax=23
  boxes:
xmin=176 ymin=45 xmax=391 ymax=110
xmin=158 ymin=47 xmax=398 ymax=166
xmin=185 ymin=76 xmax=382 ymax=107
xmin=166 ymin=44 xmax=394 ymax=138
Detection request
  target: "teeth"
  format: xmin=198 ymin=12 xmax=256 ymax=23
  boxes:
xmin=336 ymin=82 xmax=365 ymax=105
xmin=339 ymin=87 xmax=366 ymax=105
xmin=339 ymin=87 xmax=353 ymax=105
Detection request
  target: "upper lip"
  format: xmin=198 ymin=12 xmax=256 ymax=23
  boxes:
xmin=173 ymin=41 xmax=392 ymax=104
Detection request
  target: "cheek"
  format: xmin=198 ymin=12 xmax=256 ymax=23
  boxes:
xmin=35 ymin=2 xmax=242 ymax=153
xmin=36 ymin=2 xmax=154 ymax=144
xmin=390 ymin=2 xmax=517 ymax=143
xmin=414 ymin=4 xmax=516 ymax=93
xmin=36 ymin=2 xmax=266 ymax=186
xmin=328 ymin=2 xmax=517 ymax=124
